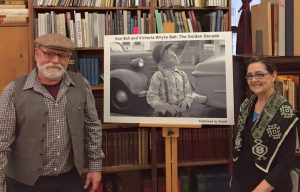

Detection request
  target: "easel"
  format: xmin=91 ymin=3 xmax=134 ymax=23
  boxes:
xmin=140 ymin=124 xmax=202 ymax=192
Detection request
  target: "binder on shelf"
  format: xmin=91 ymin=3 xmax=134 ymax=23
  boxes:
xmin=251 ymin=1 xmax=272 ymax=56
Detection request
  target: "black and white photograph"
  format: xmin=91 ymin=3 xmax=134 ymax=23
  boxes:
xmin=104 ymin=32 xmax=234 ymax=125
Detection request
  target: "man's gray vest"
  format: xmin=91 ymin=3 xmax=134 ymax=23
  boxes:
xmin=6 ymin=72 xmax=87 ymax=185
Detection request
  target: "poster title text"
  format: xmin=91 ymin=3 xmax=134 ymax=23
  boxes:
xmin=114 ymin=33 xmax=220 ymax=41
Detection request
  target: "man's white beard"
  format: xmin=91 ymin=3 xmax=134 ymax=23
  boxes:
xmin=38 ymin=63 xmax=66 ymax=80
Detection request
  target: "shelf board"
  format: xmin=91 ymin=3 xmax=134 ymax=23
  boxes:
xmin=0 ymin=23 xmax=29 ymax=27
xmin=102 ymin=164 xmax=152 ymax=173
xmin=75 ymin=47 xmax=104 ymax=51
xmin=156 ymin=159 xmax=231 ymax=168
xmin=91 ymin=84 xmax=103 ymax=90
xmin=101 ymin=159 xmax=230 ymax=173
xmin=234 ymin=55 xmax=300 ymax=74
xmin=177 ymin=159 xmax=231 ymax=167
xmin=102 ymin=123 xmax=139 ymax=129
xmin=155 ymin=6 xmax=229 ymax=10
xmin=33 ymin=6 xmax=150 ymax=11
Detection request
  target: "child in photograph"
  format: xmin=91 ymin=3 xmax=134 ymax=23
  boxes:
xmin=146 ymin=43 xmax=194 ymax=117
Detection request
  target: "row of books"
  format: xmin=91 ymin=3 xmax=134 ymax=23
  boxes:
xmin=276 ymin=75 xmax=298 ymax=110
xmin=275 ymin=75 xmax=300 ymax=154
xmin=4 ymin=0 xmax=25 ymax=5
xmin=143 ymin=167 xmax=230 ymax=192
xmin=251 ymin=1 xmax=300 ymax=56
xmin=78 ymin=57 xmax=102 ymax=86
xmin=35 ymin=11 xmax=106 ymax=47
xmin=33 ymin=0 xmax=224 ymax=7
xmin=33 ymin=0 xmax=150 ymax=7
xmin=101 ymin=127 xmax=230 ymax=167
xmin=155 ymin=9 xmax=229 ymax=33
xmin=179 ymin=170 xmax=230 ymax=192
xmin=102 ymin=128 xmax=149 ymax=166
xmin=157 ymin=0 xmax=227 ymax=8
xmin=155 ymin=127 xmax=230 ymax=164
xmin=204 ymin=0 xmax=227 ymax=7
xmin=0 ymin=4 xmax=28 ymax=24
xmin=35 ymin=10 xmax=149 ymax=47
xmin=95 ymin=168 xmax=230 ymax=192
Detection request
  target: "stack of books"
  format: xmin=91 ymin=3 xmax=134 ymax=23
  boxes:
xmin=0 ymin=0 xmax=28 ymax=24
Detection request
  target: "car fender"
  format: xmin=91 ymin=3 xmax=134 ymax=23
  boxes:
xmin=192 ymin=56 xmax=226 ymax=109
xmin=111 ymin=69 xmax=148 ymax=94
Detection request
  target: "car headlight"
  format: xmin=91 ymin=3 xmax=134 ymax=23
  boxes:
xmin=130 ymin=58 xmax=144 ymax=68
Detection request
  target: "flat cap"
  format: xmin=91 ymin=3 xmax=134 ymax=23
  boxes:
xmin=152 ymin=43 xmax=173 ymax=63
xmin=34 ymin=33 xmax=75 ymax=52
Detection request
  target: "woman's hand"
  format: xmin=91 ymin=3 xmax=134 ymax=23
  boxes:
xmin=252 ymin=179 xmax=274 ymax=192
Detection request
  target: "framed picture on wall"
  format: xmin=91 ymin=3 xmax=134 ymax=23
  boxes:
xmin=103 ymin=32 xmax=234 ymax=125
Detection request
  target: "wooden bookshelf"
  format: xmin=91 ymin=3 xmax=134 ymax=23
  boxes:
xmin=0 ymin=25 xmax=32 ymax=91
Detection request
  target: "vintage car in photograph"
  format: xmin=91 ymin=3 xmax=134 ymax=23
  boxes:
xmin=109 ymin=41 xmax=227 ymax=117
xmin=110 ymin=42 xmax=157 ymax=116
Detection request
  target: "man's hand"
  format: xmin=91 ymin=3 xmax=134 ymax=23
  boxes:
xmin=166 ymin=104 xmax=180 ymax=116
xmin=179 ymin=98 xmax=190 ymax=112
xmin=84 ymin=172 xmax=102 ymax=192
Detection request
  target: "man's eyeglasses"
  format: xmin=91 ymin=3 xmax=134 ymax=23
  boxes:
xmin=245 ymin=72 xmax=270 ymax=80
xmin=39 ymin=48 xmax=71 ymax=61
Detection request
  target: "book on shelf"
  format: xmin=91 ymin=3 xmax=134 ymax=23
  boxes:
xmin=35 ymin=10 xmax=149 ymax=46
xmin=192 ymin=172 xmax=205 ymax=192
xmin=67 ymin=50 xmax=78 ymax=73
xmin=142 ymin=177 xmax=152 ymax=192
xmin=291 ymin=167 xmax=300 ymax=192
xmin=156 ymin=0 xmax=226 ymax=7
xmin=193 ymin=168 xmax=230 ymax=191
xmin=276 ymin=75 xmax=298 ymax=110
xmin=0 ymin=14 xmax=27 ymax=23
xmin=34 ymin=0 xmax=149 ymax=7
xmin=78 ymin=57 xmax=101 ymax=86
xmin=251 ymin=0 xmax=300 ymax=56
xmin=154 ymin=9 xmax=227 ymax=33
xmin=0 ymin=4 xmax=25 ymax=8
xmin=183 ymin=128 xmax=229 ymax=163
xmin=285 ymin=0 xmax=293 ymax=56
xmin=271 ymin=3 xmax=279 ymax=56
xmin=251 ymin=1 xmax=272 ymax=56
xmin=0 ymin=8 xmax=28 ymax=15
xmin=181 ymin=11 xmax=190 ymax=32
xmin=102 ymin=128 xmax=140 ymax=167
xmin=0 ymin=4 xmax=28 ymax=24
xmin=179 ymin=174 xmax=190 ymax=192
xmin=138 ymin=128 xmax=149 ymax=166
xmin=154 ymin=10 xmax=163 ymax=33
xmin=114 ymin=175 xmax=125 ymax=192
xmin=157 ymin=176 xmax=166 ymax=192
xmin=103 ymin=175 xmax=114 ymax=192
xmin=294 ymin=0 xmax=300 ymax=55
xmin=278 ymin=0 xmax=285 ymax=56
xmin=4 ymin=0 xmax=25 ymax=5
xmin=155 ymin=127 xmax=229 ymax=164
xmin=163 ymin=22 xmax=175 ymax=33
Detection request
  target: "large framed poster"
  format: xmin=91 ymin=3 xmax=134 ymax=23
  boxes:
xmin=104 ymin=32 xmax=234 ymax=125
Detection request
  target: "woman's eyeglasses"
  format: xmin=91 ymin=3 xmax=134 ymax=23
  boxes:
xmin=245 ymin=72 xmax=270 ymax=80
